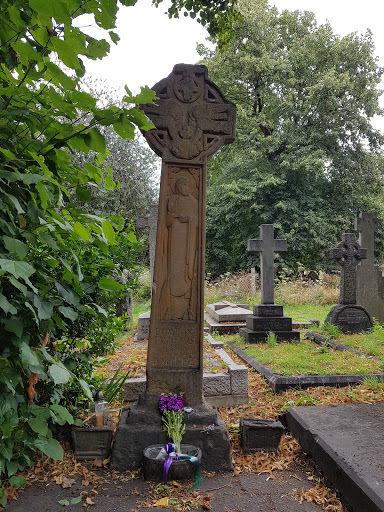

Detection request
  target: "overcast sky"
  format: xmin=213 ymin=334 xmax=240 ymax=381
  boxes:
xmin=84 ymin=0 xmax=384 ymax=128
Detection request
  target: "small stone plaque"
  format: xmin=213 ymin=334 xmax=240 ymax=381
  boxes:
xmin=253 ymin=304 xmax=283 ymax=317
xmin=246 ymin=316 xmax=292 ymax=332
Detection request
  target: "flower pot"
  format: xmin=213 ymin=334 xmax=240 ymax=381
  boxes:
xmin=143 ymin=444 xmax=202 ymax=482
xmin=72 ymin=417 xmax=114 ymax=460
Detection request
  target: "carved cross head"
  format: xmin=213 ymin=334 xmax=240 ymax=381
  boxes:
xmin=330 ymin=233 xmax=367 ymax=272
xmin=141 ymin=64 xmax=236 ymax=163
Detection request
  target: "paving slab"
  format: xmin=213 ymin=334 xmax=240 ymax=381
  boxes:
xmin=286 ymin=402 xmax=384 ymax=512
xmin=5 ymin=465 xmax=323 ymax=512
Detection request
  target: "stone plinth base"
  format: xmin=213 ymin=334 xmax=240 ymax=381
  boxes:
xmin=239 ymin=328 xmax=300 ymax=343
xmin=324 ymin=304 xmax=373 ymax=334
xmin=111 ymin=398 xmax=232 ymax=473
xmin=239 ymin=303 xmax=300 ymax=343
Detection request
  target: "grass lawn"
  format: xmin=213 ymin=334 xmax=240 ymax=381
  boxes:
xmin=335 ymin=329 xmax=384 ymax=359
xmin=218 ymin=333 xmax=384 ymax=376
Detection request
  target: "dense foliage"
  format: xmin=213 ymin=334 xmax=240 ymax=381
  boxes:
xmin=0 ymin=0 xmax=157 ymax=501
xmin=200 ymin=0 xmax=384 ymax=276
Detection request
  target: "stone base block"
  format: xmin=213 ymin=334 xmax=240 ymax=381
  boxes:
xmin=203 ymin=373 xmax=231 ymax=396
xmin=253 ymin=304 xmax=283 ymax=317
xmin=134 ymin=311 xmax=151 ymax=341
xmin=324 ymin=304 xmax=373 ymax=334
xmin=205 ymin=313 xmax=246 ymax=334
xmin=246 ymin=315 xmax=292 ymax=331
xmin=111 ymin=399 xmax=232 ymax=472
xmin=240 ymin=418 xmax=285 ymax=454
xmin=122 ymin=377 xmax=146 ymax=402
xmin=239 ymin=328 xmax=300 ymax=343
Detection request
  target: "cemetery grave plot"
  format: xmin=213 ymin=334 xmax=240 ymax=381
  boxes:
xmin=98 ymin=335 xmax=226 ymax=380
xmin=223 ymin=332 xmax=384 ymax=393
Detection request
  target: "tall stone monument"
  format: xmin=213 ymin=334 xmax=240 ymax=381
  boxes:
xmin=240 ymin=224 xmax=300 ymax=342
xmin=355 ymin=212 xmax=384 ymax=322
xmin=112 ymin=64 xmax=236 ymax=472
xmin=325 ymin=233 xmax=373 ymax=333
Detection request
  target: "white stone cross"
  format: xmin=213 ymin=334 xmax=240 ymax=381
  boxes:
xmin=247 ymin=224 xmax=287 ymax=304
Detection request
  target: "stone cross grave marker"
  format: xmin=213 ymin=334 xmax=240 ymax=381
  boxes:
xmin=241 ymin=224 xmax=299 ymax=342
xmin=112 ymin=64 xmax=236 ymax=473
xmin=247 ymin=224 xmax=287 ymax=304
xmin=141 ymin=64 xmax=236 ymax=404
xmin=330 ymin=233 xmax=367 ymax=305
xmin=137 ymin=204 xmax=158 ymax=294
xmin=355 ymin=212 xmax=384 ymax=322
xmin=325 ymin=233 xmax=372 ymax=333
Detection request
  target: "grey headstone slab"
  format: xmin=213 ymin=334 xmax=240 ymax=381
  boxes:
xmin=212 ymin=305 xmax=253 ymax=322
xmin=286 ymin=402 xmax=384 ymax=512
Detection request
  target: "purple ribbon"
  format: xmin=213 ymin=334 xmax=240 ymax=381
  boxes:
xmin=163 ymin=443 xmax=178 ymax=484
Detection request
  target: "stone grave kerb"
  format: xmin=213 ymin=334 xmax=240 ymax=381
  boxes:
xmin=247 ymin=224 xmax=287 ymax=304
xmin=330 ymin=233 xmax=367 ymax=305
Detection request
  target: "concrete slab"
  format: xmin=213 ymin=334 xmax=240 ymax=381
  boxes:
xmin=286 ymin=402 xmax=384 ymax=512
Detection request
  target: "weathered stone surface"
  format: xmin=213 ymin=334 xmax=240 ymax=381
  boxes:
xmin=112 ymin=401 xmax=232 ymax=472
xmin=229 ymin=365 xmax=249 ymax=395
xmin=240 ymin=418 xmax=285 ymax=454
xmin=122 ymin=377 xmax=146 ymax=402
xmin=246 ymin=315 xmax=292 ymax=332
xmin=134 ymin=311 xmax=151 ymax=341
xmin=327 ymin=232 xmax=372 ymax=333
xmin=330 ymin=233 xmax=367 ymax=305
xmin=239 ymin=328 xmax=300 ymax=343
xmin=210 ymin=305 xmax=252 ymax=322
xmin=203 ymin=373 xmax=231 ymax=396
xmin=253 ymin=304 xmax=283 ymax=317
xmin=355 ymin=212 xmax=384 ymax=322
xmin=113 ymin=64 xmax=236 ymax=472
xmin=248 ymin=225 xmax=286 ymax=305
xmin=324 ymin=304 xmax=373 ymax=334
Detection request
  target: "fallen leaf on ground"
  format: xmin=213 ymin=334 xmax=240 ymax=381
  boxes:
xmin=154 ymin=497 xmax=169 ymax=507
xmin=62 ymin=476 xmax=76 ymax=488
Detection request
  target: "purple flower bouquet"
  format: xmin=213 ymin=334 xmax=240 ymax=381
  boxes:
xmin=159 ymin=393 xmax=186 ymax=454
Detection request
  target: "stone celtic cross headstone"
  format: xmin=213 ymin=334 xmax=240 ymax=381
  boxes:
xmin=112 ymin=64 xmax=236 ymax=472
xmin=325 ymin=233 xmax=373 ymax=333
xmin=240 ymin=224 xmax=299 ymax=342
xmin=355 ymin=212 xmax=384 ymax=322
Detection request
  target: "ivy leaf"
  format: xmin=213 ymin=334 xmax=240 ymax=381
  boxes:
xmin=58 ymin=306 xmax=78 ymax=321
xmin=51 ymin=404 xmax=74 ymax=425
xmin=79 ymin=379 xmax=93 ymax=399
xmin=73 ymin=222 xmax=91 ymax=241
xmin=0 ymin=259 xmax=35 ymax=280
xmin=0 ymin=294 xmax=17 ymax=315
xmin=102 ymin=220 xmax=115 ymax=244
xmin=49 ymin=364 xmax=71 ymax=385
xmin=20 ymin=343 xmax=41 ymax=369
xmin=9 ymin=475 xmax=27 ymax=488
xmin=98 ymin=277 xmax=124 ymax=291
xmin=28 ymin=417 xmax=49 ymax=437
xmin=109 ymin=31 xmax=120 ymax=44
xmin=34 ymin=438 xmax=63 ymax=461
xmin=75 ymin=186 xmax=91 ymax=202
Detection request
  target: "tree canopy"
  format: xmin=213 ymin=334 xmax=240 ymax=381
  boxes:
xmin=199 ymin=0 xmax=384 ymax=276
